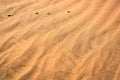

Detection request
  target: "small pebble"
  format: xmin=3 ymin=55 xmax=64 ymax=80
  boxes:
xmin=47 ymin=13 xmax=52 ymax=15
xmin=67 ymin=11 xmax=71 ymax=13
xmin=8 ymin=14 xmax=13 ymax=17
xmin=35 ymin=12 xmax=39 ymax=14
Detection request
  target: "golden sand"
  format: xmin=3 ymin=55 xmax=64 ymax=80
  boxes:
xmin=0 ymin=0 xmax=120 ymax=80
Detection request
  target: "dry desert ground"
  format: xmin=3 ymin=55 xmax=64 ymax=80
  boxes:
xmin=0 ymin=0 xmax=120 ymax=80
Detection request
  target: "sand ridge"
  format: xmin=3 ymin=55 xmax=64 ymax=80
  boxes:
xmin=0 ymin=0 xmax=120 ymax=80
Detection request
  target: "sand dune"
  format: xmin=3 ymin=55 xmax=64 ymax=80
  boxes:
xmin=0 ymin=0 xmax=120 ymax=80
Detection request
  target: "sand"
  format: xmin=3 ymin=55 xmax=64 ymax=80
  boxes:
xmin=0 ymin=0 xmax=120 ymax=80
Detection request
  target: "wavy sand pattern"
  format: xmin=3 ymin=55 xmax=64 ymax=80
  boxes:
xmin=0 ymin=0 xmax=120 ymax=80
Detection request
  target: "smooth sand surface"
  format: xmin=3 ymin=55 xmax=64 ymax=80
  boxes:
xmin=0 ymin=0 xmax=120 ymax=80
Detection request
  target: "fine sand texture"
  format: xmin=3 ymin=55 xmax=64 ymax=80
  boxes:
xmin=0 ymin=0 xmax=120 ymax=80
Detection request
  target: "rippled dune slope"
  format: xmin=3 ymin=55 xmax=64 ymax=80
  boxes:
xmin=0 ymin=0 xmax=120 ymax=80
